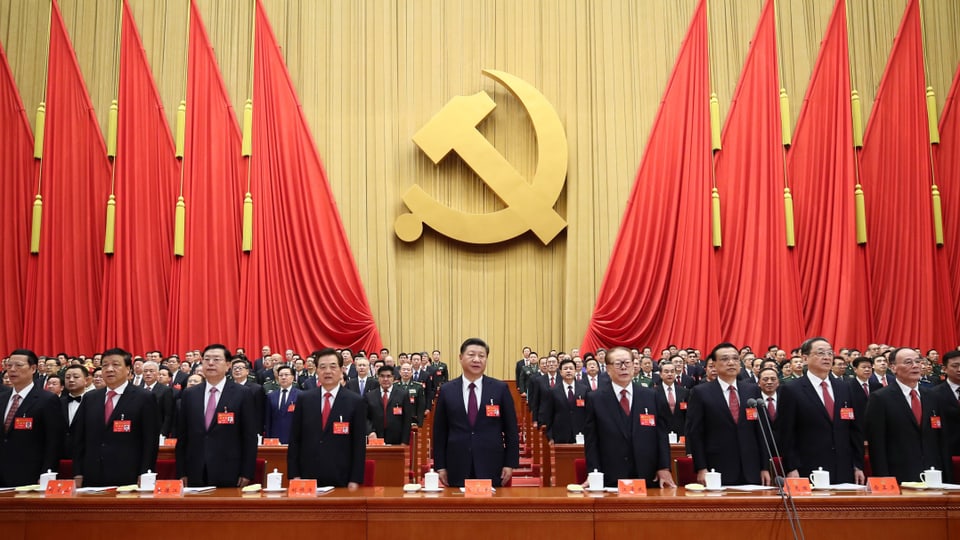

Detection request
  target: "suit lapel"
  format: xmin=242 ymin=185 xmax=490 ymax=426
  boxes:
xmin=799 ymin=377 xmax=832 ymax=423
xmin=710 ymin=381 xmax=736 ymax=427
xmin=890 ymin=386 xmax=921 ymax=430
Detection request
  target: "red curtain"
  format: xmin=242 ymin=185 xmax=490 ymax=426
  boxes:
xmin=582 ymin=0 xmax=720 ymax=354
xmin=859 ymin=0 xmax=958 ymax=352
xmin=22 ymin=0 xmax=111 ymax=356
xmin=98 ymin=0 xmax=178 ymax=353
xmin=934 ymin=63 xmax=960 ymax=337
xmin=787 ymin=0 xmax=874 ymax=349
xmin=713 ymin=0 xmax=804 ymax=350
xmin=164 ymin=0 xmax=244 ymax=355
xmin=0 ymin=42 xmax=35 ymax=355
xmin=238 ymin=0 xmax=382 ymax=354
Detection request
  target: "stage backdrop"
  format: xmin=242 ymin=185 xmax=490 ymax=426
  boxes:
xmin=1 ymin=0 xmax=958 ymax=378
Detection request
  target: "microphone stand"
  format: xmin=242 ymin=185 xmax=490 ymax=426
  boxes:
xmin=749 ymin=397 xmax=804 ymax=540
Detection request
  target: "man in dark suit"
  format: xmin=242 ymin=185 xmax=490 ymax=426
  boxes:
xmin=253 ymin=346 xmax=271 ymax=373
xmin=344 ymin=357 xmax=376 ymax=395
xmin=846 ymin=356 xmax=880 ymax=433
xmin=365 ymin=365 xmax=413 ymax=444
xmin=582 ymin=357 xmax=602 ymax=392
xmin=686 ymin=343 xmax=770 ymax=486
xmin=529 ymin=355 xmax=559 ymax=425
xmin=0 ymin=349 xmax=65 ymax=487
xmin=433 ymin=338 xmax=519 ymax=488
xmin=654 ymin=361 xmax=688 ymax=437
xmin=584 ymin=347 xmax=674 ymax=488
xmin=869 ymin=355 xmax=896 ymax=388
xmin=932 ymin=350 xmax=960 ymax=463
xmin=515 ymin=346 xmax=532 ymax=389
xmin=298 ymin=358 xmax=318 ymax=390
xmin=73 ymin=348 xmax=160 ymax=487
xmin=540 ymin=358 xmax=589 ymax=443
xmin=776 ymin=338 xmax=865 ymax=485
xmin=176 ymin=344 xmax=258 ymax=487
xmin=425 ymin=350 xmax=450 ymax=407
xmin=60 ymin=364 xmax=91 ymax=457
xmin=264 ymin=366 xmax=299 ymax=444
xmin=288 ymin=348 xmax=367 ymax=487
xmin=141 ymin=360 xmax=175 ymax=437
xmin=866 ymin=347 xmax=947 ymax=483
xmin=231 ymin=359 xmax=265 ymax=435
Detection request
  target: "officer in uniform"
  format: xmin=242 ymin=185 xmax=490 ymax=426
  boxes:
xmin=396 ymin=362 xmax=426 ymax=426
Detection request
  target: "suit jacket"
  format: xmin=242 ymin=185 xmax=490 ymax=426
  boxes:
xmin=175 ymin=381 xmax=258 ymax=487
xmin=681 ymin=364 xmax=704 ymax=387
xmin=345 ymin=376 xmax=376 ymax=396
xmin=72 ymin=385 xmax=160 ymax=486
xmin=846 ymin=377 xmax=879 ymax=433
xmin=366 ymin=385 xmax=413 ymax=444
xmin=398 ymin=381 xmax=426 ymax=426
xmin=432 ymin=376 xmax=520 ymax=487
xmin=870 ymin=372 xmax=896 ymax=388
xmin=584 ymin=381 xmax=670 ymax=487
xmin=264 ymin=386 xmax=300 ymax=444
xmin=147 ymin=383 xmax=176 ymax=436
xmin=654 ymin=383 xmax=688 ymax=436
xmin=425 ymin=363 xmax=450 ymax=407
xmin=776 ymin=376 xmax=863 ymax=483
xmin=60 ymin=393 xmax=84 ymax=458
xmin=932 ymin=382 xmax=960 ymax=461
xmin=288 ymin=387 xmax=367 ymax=486
xmin=530 ymin=372 xmax=561 ymax=425
xmin=171 ymin=371 xmax=189 ymax=391
xmin=234 ymin=381 xmax=265 ymax=435
xmin=540 ymin=380 xmax=589 ymax=443
xmin=298 ymin=373 xmax=318 ymax=390
xmin=865 ymin=384 xmax=947 ymax=483
xmin=0 ymin=385 xmax=65 ymax=487
xmin=515 ymin=359 xmax=526 ymax=388
xmin=582 ymin=374 xmax=602 ymax=393
xmin=686 ymin=380 xmax=766 ymax=485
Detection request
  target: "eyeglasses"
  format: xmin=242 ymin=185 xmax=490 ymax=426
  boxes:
xmin=811 ymin=350 xmax=835 ymax=358
xmin=609 ymin=361 xmax=632 ymax=369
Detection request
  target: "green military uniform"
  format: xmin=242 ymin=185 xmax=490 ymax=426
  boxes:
xmin=633 ymin=374 xmax=653 ymax=388
xmin=262 ymin=379 xmax=280 ymax=394
xmin=397 ymin=380 xmax=426 ymax=426
xmin=519 ymin=363 xmax=539 ymax=394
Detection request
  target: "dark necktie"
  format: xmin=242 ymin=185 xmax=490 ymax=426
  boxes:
xmin=467 ymin=383 xmax=478 ymax=426
xmin=619 ymin=389 xmax=629 ymax=415
xmin=820 ymin=381 xmax=834 ymax=421
xmin=766 ymin=396 xmax=776 ymax=421
xmin=280 ymin=388 xmax=288 ymax=410
xmin=862 ymin=382 xmax=869 ymax=396
xmin=567 ymin=385 xmax=575 ymax=405
xmin=67 ymin=395 xmax=82 ymax=403
xmin=4 ymin=394 xmax=20 ymax=431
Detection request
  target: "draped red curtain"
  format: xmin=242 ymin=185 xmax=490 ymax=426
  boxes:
xmin=22 ymin=0 xmax=111 ymax=356
xmin=713 ymin=0 xmax=804 ymax=350
xmin=859 ymin=0 xmax=958 ymax=352
xmin=787 ymin=0 xmax=874 ymax=349
xmin=933 ymin=63 xmax=960 ymax=337
xmin=98 ymin=0 xmax=178 ymax=353
xmin=164 ymin=0 xmax=244 ymax=355
xmin=237 ymin=0 xmax=382 ymax=354
xmin=582 ymin=0 xmax=719 ymax=354
xmin=0 ymin=42 xmax=35 ymax=355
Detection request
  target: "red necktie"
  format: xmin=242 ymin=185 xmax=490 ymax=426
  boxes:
xmin=728 ymin=386 xmax=739 ymax=423
xmin=766 ymin=396 xmax=776 ymax=421
xmin=105 ymin=390 xmax=117 ymax=423
xmin=619 ymin=389 xmax=630 ymax=415
xmin=591 ymin=378 xmax=597 ymax=391
xmin=880 ymin=376 xmax=887 ymax=387
xmin=862 ymin=382 xmax=869 ymax=396
xmin=667 ymin=386 xmax=675 ymax=413
xmin=910 ymin=389 xmax=921 ymax=425
xmin=467 ymin=383 xmax=478 ymax=426
xmin=820 ymin=381 xmax=834 ymax=421
xmin=4 ymin=394 xmax=20 ymax=431
xmin=381 ymin=390 xmax=389 ymax=427
xmin=550 ymin=376 xmax=555 ymax=388
xmin=322 ymin=392 xmax=332 ymax=428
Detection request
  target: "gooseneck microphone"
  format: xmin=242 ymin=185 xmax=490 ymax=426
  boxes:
xmin=747 ymin=397 xmax=804 ymax=540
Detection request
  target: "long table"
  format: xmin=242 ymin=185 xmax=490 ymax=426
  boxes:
xmin=154 ymin=444 xmax=407 ymax=486
xmin=2 ymin=487 xmax=958 ymax=540
xmin=552 ymin=442 xmax=687 ymax=486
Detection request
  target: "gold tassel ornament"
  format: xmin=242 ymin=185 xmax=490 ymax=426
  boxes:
xmin=710 ymin=93 xmax=722 ymax=152
xmin=242 ymin=192 xmax=254 ymax=252
xmin=780 ymin=88 xmax=792 ymax=147
xmin=176 ymin=100 xmax=186 ymax=158
xmin=34 ymin=103 xmax=46 ymax=159
xmin=851 ymin=90 xmax=863 ymax=149
xmin=104 ymin=194 xmax=117 ymax=254
xmin=174 ymin=196 xmax=186 ymax=256
xmin=711 ymin=187 xmax=722 ymax=248
xmin=927 ymin=87 xmax=940 ymax=144
xmin=30 ymin=194 xmax=43 ymax=253
xmin=854 ymin=184 xmax=867 ymax=244
xmin=242 ymin=99 xmax=253 ymax=157
xmin=784 ymin=187 xmax=795 ymax=247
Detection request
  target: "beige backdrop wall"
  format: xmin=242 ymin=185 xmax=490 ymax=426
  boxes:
xmin=1 ymin=0 xmax=958 ymax=378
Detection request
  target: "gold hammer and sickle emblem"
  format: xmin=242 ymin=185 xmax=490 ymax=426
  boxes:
xmin=395 ymin=69 xmax=568 ymax=245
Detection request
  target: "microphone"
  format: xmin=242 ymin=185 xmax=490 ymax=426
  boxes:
xmin=748 ymin=397 xmax=804 ymax=540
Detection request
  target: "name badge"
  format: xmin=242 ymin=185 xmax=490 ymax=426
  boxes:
xmin=679 ymin=402 xmax=687 ymax=410
xmin=745 ymin=408 xmax=758 ymax=421
xmin=217 ymin=412 xmax=235 ymax=425
xmin=409 ymin=396 xmax=416 ymax=404
xmin=333 ymin=421 xmax=350 ymax=434
xmin=931 ymin=416 xmax=941 ymax=429
xmin=392 ymin=406 xmax=403 ymax=415
xmin=576 ymin=398 xmax=585 ymax=407
xmin=113 ymin=420 xmax=132 ymax=433
xmin=436 ymin=370 xmax=442 ymax=376
xmin=639 ymin=414 xmax=655 ymax=427
xmin=485 ymin=404 xmax=500 ymax=417
xmin=173 ymin=384 xmax=182 ymax=390
xmin=840 ymin=407 xmax=855 ymax=420
xmin=13 ymin=417 xmax=33 ymax=430
xmin=287 ymin=403 xmax=296 ymax=412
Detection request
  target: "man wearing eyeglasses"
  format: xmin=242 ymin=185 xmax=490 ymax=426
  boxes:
xmin=776 ymin=338 xmax=865 ymax=485
xmin=584 ymin=347 xmax=675 ymax=488
xmin=686 ymin=343 xmax=770 ymax=486
xmin=0 ymin=349 xmax=64 ymax=487
xmin=865 ymin=347 xmax=948 ymax=483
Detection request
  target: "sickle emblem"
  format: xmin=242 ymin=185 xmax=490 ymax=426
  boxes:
xmin=395 ymin=69 xmax=568 ymax=245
